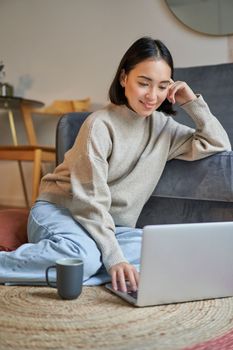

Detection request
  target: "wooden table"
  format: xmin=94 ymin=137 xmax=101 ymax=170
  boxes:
xmin=0 ymin=97 xmax=44 ymax=145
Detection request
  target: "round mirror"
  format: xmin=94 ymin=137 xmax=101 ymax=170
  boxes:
xmin=165 ymin=0 xmax=233 ymax=36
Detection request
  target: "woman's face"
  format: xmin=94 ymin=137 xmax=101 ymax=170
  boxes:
xmin=120 ymin=58 xmax=171 ymax=117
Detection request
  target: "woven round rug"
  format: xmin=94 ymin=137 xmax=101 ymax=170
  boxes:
xmin=0 ymin=286 xmax=233 ymax=350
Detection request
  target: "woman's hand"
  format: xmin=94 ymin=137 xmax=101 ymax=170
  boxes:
xmin=167 ymin=79 xmax=197 ymax=106
xmin=109 ymin=262 xmax=139 ymax=293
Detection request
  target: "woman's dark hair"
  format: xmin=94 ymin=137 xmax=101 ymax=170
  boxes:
xmin=109 ymin=36 xmax=176 ymax=115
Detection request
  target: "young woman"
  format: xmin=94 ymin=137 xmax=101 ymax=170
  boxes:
xmin=0 ymin=37 xmax=231 ymax=292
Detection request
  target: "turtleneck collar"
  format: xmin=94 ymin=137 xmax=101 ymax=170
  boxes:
xmin=108 ymin=103 xmax=151 ymax=122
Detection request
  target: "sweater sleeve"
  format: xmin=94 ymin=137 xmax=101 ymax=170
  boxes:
xmin=65 ymin=118 xmax=128 ymax=271
xmin=167 ymin=95 xmax=231 ymax=161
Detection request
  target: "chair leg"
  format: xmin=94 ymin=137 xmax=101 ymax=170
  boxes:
xmin=17 ymin=161 xmax=30 ymax=208
xmin=32 ymin=149 xmax=42 ymax=205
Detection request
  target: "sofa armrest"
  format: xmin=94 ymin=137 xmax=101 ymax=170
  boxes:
xmin=153 ymin=151 xmax=233 ymax=202
xmin=137 ymin=151 xmax=233 ymax=227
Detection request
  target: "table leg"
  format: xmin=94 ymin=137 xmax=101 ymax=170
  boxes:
xmin=8 ymin=109 xmax=18 ymax=146
xmin=20 ymin=104 xmax=37 ymax=145
xmin=7 ymin=109 xmax=30 ymax=208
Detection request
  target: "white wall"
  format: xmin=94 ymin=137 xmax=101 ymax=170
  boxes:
xmin=0 ymin=0 xmax=231 ymax=207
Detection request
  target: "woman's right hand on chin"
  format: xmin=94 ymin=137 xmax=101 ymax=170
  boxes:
xmin=109 ymin=262 xmax=139 ymax=293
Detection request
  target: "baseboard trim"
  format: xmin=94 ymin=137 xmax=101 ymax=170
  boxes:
xmin=0 ymin=195 xmax=26 ymax=208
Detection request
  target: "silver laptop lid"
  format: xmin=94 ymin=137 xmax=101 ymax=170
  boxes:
xmin=137 ymin=222 xmax=233 ymax=307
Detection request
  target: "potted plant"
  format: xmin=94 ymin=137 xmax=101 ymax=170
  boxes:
xmin=0 ymin=61 xmax=14 ymax=97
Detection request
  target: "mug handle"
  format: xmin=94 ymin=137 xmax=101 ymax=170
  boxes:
xmin=45 ymin=265 xmax=57 ymax=288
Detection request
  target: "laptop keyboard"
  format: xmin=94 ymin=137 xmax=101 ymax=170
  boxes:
xmin=127 ymin=289 xmax=138 ymax=299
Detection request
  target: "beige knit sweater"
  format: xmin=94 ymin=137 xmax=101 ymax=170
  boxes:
xmin=38 ymin=96 xmax=231 ymax=271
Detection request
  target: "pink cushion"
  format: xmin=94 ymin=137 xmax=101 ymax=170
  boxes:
xmin=0 ymin=209 xmax=29 ymax=251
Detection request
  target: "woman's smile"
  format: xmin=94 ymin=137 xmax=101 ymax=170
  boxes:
xmin=139 ymin=100 xmax=157 ymax=110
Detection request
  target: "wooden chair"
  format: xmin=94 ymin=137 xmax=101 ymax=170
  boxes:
xmin=0 ymin=145 xmax=55 ymax=207
xmin=34 ymin=97 xmax=91 ymax=115
xmin=0 ymin=97 xmax=56 ymax=207
xmin=0 ymin=97 xmax=90 ymax=207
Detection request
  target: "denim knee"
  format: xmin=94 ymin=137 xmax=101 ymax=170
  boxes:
xmin=79 ymin=243 xmax=102 ymax=281
xmin=47 ymin=233 xmax=102 ymax=281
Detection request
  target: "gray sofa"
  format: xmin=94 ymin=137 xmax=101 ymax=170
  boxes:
xmin=56 ymin=63 xmax=233 ymax=228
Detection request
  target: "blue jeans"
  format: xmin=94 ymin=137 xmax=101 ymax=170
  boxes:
xmin=0 ymin=201 xmax=142 ymax=285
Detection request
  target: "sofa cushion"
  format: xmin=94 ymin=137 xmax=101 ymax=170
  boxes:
xmin=0 ymin=209 xmax=29 ymax=251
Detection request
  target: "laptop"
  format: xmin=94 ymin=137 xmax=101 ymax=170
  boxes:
xmin=105 ymin=222 xmax=233 ymax=307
